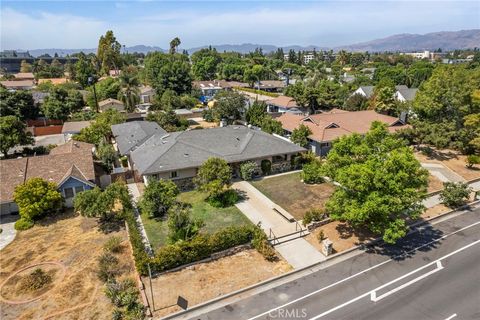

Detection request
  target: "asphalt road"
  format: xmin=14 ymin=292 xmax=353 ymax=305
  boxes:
xmin=188 ymin=206 xmax=480 ymax=320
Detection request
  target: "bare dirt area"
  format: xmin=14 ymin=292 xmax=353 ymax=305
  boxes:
xmin=0 ymin=212 xmax=136 ymax=320
xmin=427 ymin=174 xmax=444 ymax=193
xmin=188 ymin=118 xmax=218 ymax=129
xmin=421 ymin=204 xmax=450 ymax=220
xmin=415 ymin=149 xmax=480 ymax=181
xmin=144 ymin=249 xmax=292 ymax=318
xmin=305 ymin=221 xmax=375 ymax=254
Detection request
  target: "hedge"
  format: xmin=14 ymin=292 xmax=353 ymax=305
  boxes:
xmin=234 ymin=87 xmax=280 ymax=98
xmin=124 ymin=208 xmax=150 ymax=275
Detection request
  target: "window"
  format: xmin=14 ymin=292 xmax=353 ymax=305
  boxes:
xmin=272 ymin=155 xmax=285 ymax=163
xmin=170 ymin=171 xmax=178 ymax=178
xmin=75 ymin=186 xmax=84 ymax=194
xmin=64 ymin=187 xmax=74 ymax=198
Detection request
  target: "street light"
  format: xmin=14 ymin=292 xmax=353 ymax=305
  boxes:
xmin=88 ymin=76 xmax=99 ymax=113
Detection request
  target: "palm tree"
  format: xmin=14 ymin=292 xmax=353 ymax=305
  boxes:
xmin=169 ymin=37 xmax=181 ymax=54
xmin=117 ymin=71 xmax=140 ymax=113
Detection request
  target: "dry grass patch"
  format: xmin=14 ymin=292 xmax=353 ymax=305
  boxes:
xmin=251 ymin=172 xmax=335 ymax=220
xmin=305 ymin=221 xmax=375 ymax=254
xmin=0 ymin=212 xmax=136 ymax=320
xmin=427 ymin=174 xmax=444 ymax=193
xmin=144 ymin=249 xmax=292 ymax=318
xmin=415 ymin=149 xmax=480 ymax=181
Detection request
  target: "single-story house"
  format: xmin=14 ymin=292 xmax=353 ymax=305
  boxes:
xmin=113 ymin=123 xmax=305 ymax=189
xmin=257 ymin=80 xmax=286 ymax=92
xmin=353 ymin=85 xmax=418 ymax=102
xmin=278 ymin=110 xmax=409 ymax=156
xmin=139 ymin=85 xmax=155 ymax=104
xmin=0 ymin=141 xmax=96 ymax=214
xmin=266 ymin=96 xmax=306 ymax=114
xmin=193 ymin=80 xmax=249 ymax=103
xmin=111 ymin=121 xmax=167 ymax=157
xmin=98 ymin=98 xmax=125 ymax=113
xmin=0 ymin=80 xmax=35 ymax=90
xmin=61 ymin=120 xmax=92 ymax=140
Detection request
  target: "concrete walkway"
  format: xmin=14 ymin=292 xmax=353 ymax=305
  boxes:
xmin=423 ymin=178 xmax=480 ymax=208
xmin=233 ymin=181 xmax=325 ymax=269
xmin=0 ymin=214 xmax=18 ymax=251
xmin=421 ymin=163 xmax=465 ymax=183
xmin=127 ymin=183 xmax=154 ymax=256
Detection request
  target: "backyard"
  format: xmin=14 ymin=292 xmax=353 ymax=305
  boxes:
xmin=251 ymin=172 xmax=335 ymax=221
xmin=141 ymin=190 xmax=252 ymax=250
xmin=0 ymin=211 xmax=136 ymax=320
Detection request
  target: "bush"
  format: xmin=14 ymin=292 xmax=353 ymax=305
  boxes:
xmin=105 ymin=278 xmax=145 ymax=319
xmin=98 ymin=252 xmax=120 ymax=282
xmin=302 ymin=160 xmax=324 ymax=184
xmin=317 ymin=229 xmax=325 ymax=243
xmin=440 ymin=182 xmax=472 ymax=208
xmin=302 ymin=208 xmax=326 ymax=226
xmin=261 ymin=159 xmax=272 ymax=175
xmin=251 ymin=224 xmax=277 ymax=261
xmin=466 ymin=154 xmax=480 ymax=168
xmin=240 ymin=161 xmax=257 ymax=181
xmin=208 ymin=225 xmax=254 ymax=252
xmin=19 ymin=268 xmax=52 ymax=292
xmin=14 ymin=218 xmax=34 ymax=230
xmin=207 ymin=189 xmax=239 ymax=208
xmin=104 ymin=236 xmax=123 ymax=253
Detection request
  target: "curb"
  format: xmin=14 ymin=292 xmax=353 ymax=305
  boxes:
xmin=159 ymin=199 xmax=480 ymax=320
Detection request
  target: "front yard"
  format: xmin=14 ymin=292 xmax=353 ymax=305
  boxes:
xmin=141 ymin=190 xmax=252 ymax=250
xmin=0 ymin=211 xmax=136 ymax=320
xmin=251 ymin=172 xmax=335 ymax=220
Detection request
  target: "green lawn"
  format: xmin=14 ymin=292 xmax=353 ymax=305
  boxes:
xmin=251 ymin=172 xmax=335 ymax=220
xmin=141 ymin=190 xmax=252 ymax=250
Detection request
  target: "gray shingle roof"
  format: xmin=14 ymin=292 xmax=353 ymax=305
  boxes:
xmin=130 ymin=125 xmax=305 ymax=175
xmin=358 ymin=86 xmax=375 ymax=98
xmin=395 ymin=85 xmax=418 ymax=101
xmin=111 ymin=121 xmax=167 ymax=155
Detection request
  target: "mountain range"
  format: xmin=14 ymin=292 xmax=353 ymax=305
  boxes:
xmin=22 ymin=29 xmax=480 ymax=57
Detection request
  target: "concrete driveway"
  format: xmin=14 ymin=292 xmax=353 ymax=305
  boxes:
xmin=0 ymin=214 xmax=18 ymax=251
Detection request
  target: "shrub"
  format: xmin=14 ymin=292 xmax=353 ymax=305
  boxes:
xmin=124 ymin=208 xmax=150 ymax=275
xmin=440 ymin=182 xmax=472 ymax=208
xmin=105 ymin=278 xmax=145 ymax=319
xmin=14 ymin=218 xmax=34 ymax=230
xmin=251 ymin=224 xmax=277 ymax=261
xmin=260 ymin=159 xmax=272 ymax=175
xmin=240 ymin=161 xmax=257 ymax=181
xmin=302 ymin=160 xmax=324 ymax=184
xmin=167 ymin=204 xmax=204 ymax=243
xmin=317 ymin=229 xmax=325 ymax=243
xmin=138 ymin=178 xmax=179 ymax=218
xmin=302 ymin=208 xmax=326 ymax=226
xmin=19 ymin=268 xmax=52 ymax=292
xmin=466 ymin=155 xmax=480 ymax=168
xmin=207 ymin=189 xmax=239 ymax=208
xmin=208 ymin=225 xmax=254 ymax=252
xmin=104 ymin=236 xmax=123 ymax=253
xmin=98 ymin=252 xmax=120 ymax=282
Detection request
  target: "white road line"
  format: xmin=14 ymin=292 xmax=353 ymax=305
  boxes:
xmin=247 ymin=220 xmax=480 ymax=320
xmin=308 ymin=239 xmax=480 ymax=320
xmin=444 ymin=314 xmax=457 ymax=320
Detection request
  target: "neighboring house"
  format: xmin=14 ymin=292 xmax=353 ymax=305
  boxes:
xmin=257 ymin=80 xmax=286 ymax=92
xmin=98 ymin=98 xmax=125 ymax=113
xmin=38 ymin=78 xmax=69 ymax=86
xmin=139 ymin=85 xmax=155 ymax=104
xmin=0 ymin=80 xmax=35 ymax=90
xmin=278 ymin=110 xmax=409 ymax=156
xmin=111 ymin=121 xmax=167 ymax=157
xmin=193 ymin=80 xmax=224 ymax=103
xmin=14 ymin=72 xmax=35 ymax=80
xmin=266 ymin=96 xmax=306 ymax=114
xmin=0 ymin=141 xmax=96 ymax=214
xmin=353 ymin=85 xmax=418 ymax=102
xmin=61 ymin=120 xmax=92 ymax=140
xmin=113 ymin=123 xmax=305 ymax=189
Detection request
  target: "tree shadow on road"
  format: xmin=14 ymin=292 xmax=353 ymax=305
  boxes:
xmin=364 ymin=222 xmax=445 ymax=262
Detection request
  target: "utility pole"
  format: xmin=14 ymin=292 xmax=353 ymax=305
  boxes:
xmin=88 ymin=76 xmax=99 ymax=113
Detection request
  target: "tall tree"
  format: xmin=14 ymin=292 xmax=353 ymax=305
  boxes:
xmin=74 ymin=53 xmax=97 ymax=87
xmin=291 ymin=124 xmax=312 ymax=148
xmin=117 ymin=69 xmax=140 ymax=112
xmin=211 ymin=90 xmax=246 ymax=124
xmin=0 ymin=87 xmax=38 ymax=120
xmin=20 ymin=60 xmax=32 ymax=72
xmin=42 ymin=87 xmax=84 ymax=120
xmin=97 ymin=30 xmax=122 ymax=75
xmin=323 ymin=122 xmax=428 ymax=244
xmin=169 ymin=37 xmax=181 ymax=54
xmin=0 ymin=116 xmax=34 ymax=157
xmin=191 ymin=47 xmax=221 ymax=80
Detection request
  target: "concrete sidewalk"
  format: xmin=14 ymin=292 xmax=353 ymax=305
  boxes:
xmin=233 ymin=181 xmax=325 ymax=269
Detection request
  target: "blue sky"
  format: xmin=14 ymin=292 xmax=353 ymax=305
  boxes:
xmin=1 ymin=1 xmax=479 ymax=50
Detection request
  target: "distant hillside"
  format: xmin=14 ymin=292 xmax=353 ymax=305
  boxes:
xmin=19 ymin=29 xmax=480 ymax=57
xmin=334 ymin=29 xmax=480 ymax=52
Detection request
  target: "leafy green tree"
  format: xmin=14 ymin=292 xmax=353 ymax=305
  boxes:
xmin=324 ymin=122 xmax=429 ymax=244
xmin=245 ymin=101 xmax=267 ymax=126
xmin=343 ymin=93 xmax=368 ymax=111
xmin=139 ymin=178 xmax=179 ymax=218
xmin=74 ymin=109 xmax=126 ymax=145
xmin=13 ymin=178 xmax=63 ymax=230
xmin=212 ymin=90 xmax=246 ymax=124
xmin=97 ymin=30 xmax=122 ymax=75
xmin=167 ymin=204 xmax=203 ymax=243
xmin=97 ymin=140 xmax=116 ymax=173
xmin=0 ymin=116 xmax=34 ymax=157
xmin=145 ymin=109 xmax=189 ymax=132
xmin=143 ymin=52 xmax=192 ymax=96
xmin=20 ymin=60 xmax=32 ymax=72
xmin=42 ymin=87 xmax=84 ymax=120
xmin=372 ymin=85 xmax=397 ymax=115
xmin=0 ymin=87 xmax=38 ymax=120
xmin=191 ymin=47 xmax=221 ymax=80
xmin=169 ymin=37 xmax=181 ymax=54
xmin=194 ymin=157 xmax=232 ymax=199
xmin=466 ymin=155 xmax=480 ymax=168
xmin=440 ymin=182 xmax=472 ymax=208
xmin=260 ymin=116 xmax=283 ymax=135
xmin=302 ymin=160 xmax=324 ymax=184
xmin=291 ymin=124 xmax=312 ymax=148
xmin=86 ymin=77 xmax=121 ymax=109
xmin=117 ymin=69 xmax=140 ymax=112
xmin=243 ymin=65 xmax=267 ymax=87
xmin=74 ymin=53 xmax=97 ymax=87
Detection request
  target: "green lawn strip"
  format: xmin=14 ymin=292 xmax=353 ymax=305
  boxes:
xmin=140 ymin=190 xmax=252 ymax=250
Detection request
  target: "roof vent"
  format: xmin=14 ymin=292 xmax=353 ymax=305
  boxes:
xmin=184 ymin=153 xmax=189 ymax=157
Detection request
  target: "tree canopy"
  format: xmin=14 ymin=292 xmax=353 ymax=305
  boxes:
xmin=0 ymin=116 xmax=34 ymax=157
xmin=139 ymin=178 xmax=179 ymax=218
xmin=0 ymin=87 xmax=38 ymax=120
xmin=194 ymin=157 xmax=232 ymax=200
